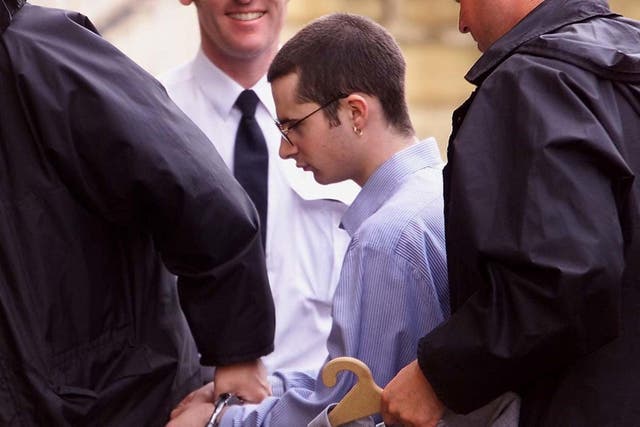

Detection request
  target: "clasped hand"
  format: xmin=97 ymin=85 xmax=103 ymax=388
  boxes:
xmin=166 ymin=359 xmax=271 ymax=427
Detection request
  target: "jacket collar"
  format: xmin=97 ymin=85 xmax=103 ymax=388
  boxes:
xmin=1 ymin=0 xmax=25 ymax=34
xmin=465 ymin=0 xmax=614 ymax=85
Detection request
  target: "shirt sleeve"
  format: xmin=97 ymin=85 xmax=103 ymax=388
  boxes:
xmin=7 ymin=11 xmax=275 ymax=365
xmin=306 ymin=404 xmax=376 ymax=427
xmin=220 ymin=235 xmax=447 ymax=426
xmin=418 ymin=55 xmax=627 ymax=413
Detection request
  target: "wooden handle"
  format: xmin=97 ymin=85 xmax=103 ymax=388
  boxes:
xmin=321 ymin=357 xmax=383 ymax=427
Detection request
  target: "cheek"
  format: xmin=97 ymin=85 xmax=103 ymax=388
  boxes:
xmin=292 ymin=139 xmax=313 ymax=160
xmin=200 ymin=14 xmax=224 ymax=39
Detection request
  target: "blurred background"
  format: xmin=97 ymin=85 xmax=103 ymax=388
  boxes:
xmin=30 ymin=0 xmax=640 ymax=157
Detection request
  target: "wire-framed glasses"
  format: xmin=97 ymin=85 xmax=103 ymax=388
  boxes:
xmin=274 ymin=93 xmax=348 ymax=145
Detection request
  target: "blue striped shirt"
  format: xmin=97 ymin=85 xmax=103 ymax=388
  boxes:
xmin=221 ymin=138 xmax=449 ymax=427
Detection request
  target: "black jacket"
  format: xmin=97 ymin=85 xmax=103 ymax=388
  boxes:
xmin=417 ymin=0 xmax=640 ymax=425
xmin=0 ymin=2 xmax=274 ymax=425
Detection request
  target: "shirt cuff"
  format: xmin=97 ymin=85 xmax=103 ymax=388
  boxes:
xmin=307 ymin=403 xmax=377 ymax=427
xmin=217 ymin=404 xmax=242 ymax=427
xmin=269 ymin=373 xmax=285 ymax=397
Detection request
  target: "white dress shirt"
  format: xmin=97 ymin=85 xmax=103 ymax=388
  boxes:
xmin=160 ymin=50 xmax=359 ymax=372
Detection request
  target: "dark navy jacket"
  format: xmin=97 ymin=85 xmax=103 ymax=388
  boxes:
xmin=418 ymin=0 xmax=640 ymax=425
xmin=0 ymin=2 xmax=274 ymax=425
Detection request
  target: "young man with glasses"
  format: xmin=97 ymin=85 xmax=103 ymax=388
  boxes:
xmin=167 ymin=13 xmax=449 ymax=427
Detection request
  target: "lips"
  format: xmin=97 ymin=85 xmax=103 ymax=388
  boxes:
xmin=227 ymin=12 xmax=265 ymax=21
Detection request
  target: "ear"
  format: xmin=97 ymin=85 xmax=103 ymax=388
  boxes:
xmin=179 ymin=0 xmax=193 ymax=5
xmin=345 ymin=94 xmax=369 ymax=130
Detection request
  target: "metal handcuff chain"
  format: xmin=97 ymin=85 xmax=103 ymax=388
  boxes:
xmin=206 ymin=392 xmax=243 ymax=427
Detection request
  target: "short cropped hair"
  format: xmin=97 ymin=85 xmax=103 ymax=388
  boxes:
xmin=268 ymin=13 xmax=414 ymax=135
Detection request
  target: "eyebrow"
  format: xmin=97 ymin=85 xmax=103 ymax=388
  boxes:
xmin=276 ymin=118 xmax=296 ymax=126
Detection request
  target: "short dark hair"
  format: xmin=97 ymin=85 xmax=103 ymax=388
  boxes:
xmin=267 ymin=13 xmax=414 ymax=135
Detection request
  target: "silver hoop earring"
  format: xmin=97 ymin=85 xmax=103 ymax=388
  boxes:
xmin=353 ymin=126 xmax=363 ymax=136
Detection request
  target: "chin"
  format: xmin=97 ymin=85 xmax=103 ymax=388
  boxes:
xmin=314 ymin=175 xmax=340 ymax=186
xmin=312 ymin=173 xmax=328 ymax=185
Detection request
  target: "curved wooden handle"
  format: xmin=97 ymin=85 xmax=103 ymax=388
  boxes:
xmin=321 ymin=357 xmax=383 ymax=427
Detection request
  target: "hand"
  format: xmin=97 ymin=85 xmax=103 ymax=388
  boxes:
xmin=381 ymin=359 xmax=445 ymax=427
xmin=166 ymin=382 xmax=215 ymax=427
xmin=213 ymin=359 xmax=271 ymax=403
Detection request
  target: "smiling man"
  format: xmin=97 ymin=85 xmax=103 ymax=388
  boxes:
xmin=167 ymin=13 xmax=449 ymax=427
xmin=161 ymin=0 xmax=359 ymax=385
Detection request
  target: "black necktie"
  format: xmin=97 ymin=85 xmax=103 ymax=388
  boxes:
xmin=234 ymin=89 xmax=268 ymax=248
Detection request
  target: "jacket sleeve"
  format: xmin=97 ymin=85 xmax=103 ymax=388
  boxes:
xmin=418 ymin=55 xmax=629 ymax=412
xmin=6 ymin=7 xmax=274 ymax=365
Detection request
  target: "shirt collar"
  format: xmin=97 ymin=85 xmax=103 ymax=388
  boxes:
xmin=466 ymin=0 xmax=613 ymax=85
xmin=191 ymin=48 xmax=276 ymax=119
xmin=340 ymin=138 xmax=442 ymax=236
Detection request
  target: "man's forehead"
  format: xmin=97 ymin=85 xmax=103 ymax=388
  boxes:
xmin=272 ymin=72 xmax=301 ymax=100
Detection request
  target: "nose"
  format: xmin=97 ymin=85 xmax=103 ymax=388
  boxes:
xmin=279 ymin=137 xmax=298 ymax=159
xmin=458 ymin=9 xmax=469 ymax=33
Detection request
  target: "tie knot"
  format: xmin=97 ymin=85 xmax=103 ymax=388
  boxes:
xmin=236 ymin=89 xmax=259 ymax=117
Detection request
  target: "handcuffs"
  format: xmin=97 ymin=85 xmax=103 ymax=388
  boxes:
xmin=206 ymin=392 xmax=243 ymax=427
